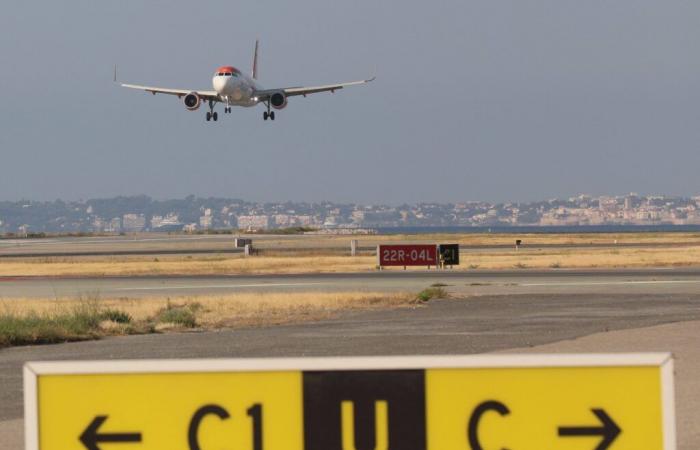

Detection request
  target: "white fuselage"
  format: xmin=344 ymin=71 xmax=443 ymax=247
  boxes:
xmin=212 ymin=71 xmax=262 ymax=108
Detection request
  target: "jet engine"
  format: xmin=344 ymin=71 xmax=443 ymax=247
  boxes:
xmin=270 ymin=91 xmax=288 ymax=110
xmin=183 ymin=92 xmax=201 ymax=111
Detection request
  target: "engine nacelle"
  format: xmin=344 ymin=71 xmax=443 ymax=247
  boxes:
xmin=270 ymin=91 xmax=288 ymax=110
xmin=183 ymin=92 xmax=201 ymax=111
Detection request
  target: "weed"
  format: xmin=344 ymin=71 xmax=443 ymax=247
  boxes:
xmin=157 ymin=306 xmax=197 ymax=328
xmin=100 ymin=309 xmax=132 ymax=324
xmin=416 ymin=287 xmax=448 ymax=302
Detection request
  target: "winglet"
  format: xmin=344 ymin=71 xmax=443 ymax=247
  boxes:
xmin=367 ymin=65 xmax=377 ymax=83
xmin=252 ymin=39 xmax=259 ymax=80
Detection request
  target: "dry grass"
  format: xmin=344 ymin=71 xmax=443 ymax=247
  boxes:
xmin=3 ymin=244 xmax=700 ymax=277
xmin=0 ymin=291 xmax=418 ymax=330
xmin=0 ymin=255 xmax=375 ymax=277
xmin=277 ymin=232 xmax=700 ymax=247
xmin=462 ymin=246 xmax=700 ymax=270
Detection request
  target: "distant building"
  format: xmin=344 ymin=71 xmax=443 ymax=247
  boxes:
xmin=151 ymin=214 xmax=182 ymax=231
xmin=199 ymin=215 xmax=213 ymax=229
xmin=351 ymin=211 xmax=365 ymax=223
xmin=274 ymin=214 xmax=291 ymax=227
xmin=295 ymin=215 xmax=315 ymax=226
xmin=151 ymin=213 xmax=181 ymax=229
xmin=91 ymin=217 xmax=106 ymax=232
xmin=237 ymin=215 xmax=269 ymax=230
xmin=122 ymin=214 xmax=146 ymax=232
xmin=323 ymin=216 xmax=339 ymax=227
xmin=105 ymin=217 xmax=122 ymax=232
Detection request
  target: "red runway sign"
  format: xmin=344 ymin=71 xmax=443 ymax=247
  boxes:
xmin=378 ymin=244 xmax=438 ymax=266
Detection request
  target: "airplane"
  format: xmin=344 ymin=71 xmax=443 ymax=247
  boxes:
xmin=119 ymin=40 xmax=375 ymax=122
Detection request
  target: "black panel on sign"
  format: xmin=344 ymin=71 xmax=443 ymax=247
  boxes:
xmin=302 ymin=370 xmax=426 ymax=450
xmin=439 ymin=244 xmax=460 ymax=265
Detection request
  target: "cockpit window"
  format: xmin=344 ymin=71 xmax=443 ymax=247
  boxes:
xmin=215 ymin=68 xmax=240 ymax=77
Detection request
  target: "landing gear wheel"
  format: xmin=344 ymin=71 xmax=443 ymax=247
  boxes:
xmin=212 ymin=112 xmax=218 ymax=121
xmin=263 ymin=111 xmax=269 ymax=121
xmin=270 ymin=111 xmax=275 ymax=121
xmin=206 ymin=112 xmax=211 ymax=121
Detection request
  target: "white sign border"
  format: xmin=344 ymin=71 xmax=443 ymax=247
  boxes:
xmin=24 ymin=353 xmax=675 ymax=450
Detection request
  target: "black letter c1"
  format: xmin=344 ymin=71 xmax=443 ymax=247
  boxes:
xmin=468 ymin=400 xmax=510 ymax=450
xmin=188 ymin=404 xmax=230 ymax=450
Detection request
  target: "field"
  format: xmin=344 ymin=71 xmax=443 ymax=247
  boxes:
xmin=19 ymin=231 xmax=699 ymax=347
xmin=3 ymin=240 xmax=700 ymax=276
xmin=0 ymin=289 xmax=441 ymax=348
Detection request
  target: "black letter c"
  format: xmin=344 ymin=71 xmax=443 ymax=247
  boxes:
xmin=468 ymin=400 xmax=510 ymax=450
xmin=188 ymin=404 xmax=230 ymax=450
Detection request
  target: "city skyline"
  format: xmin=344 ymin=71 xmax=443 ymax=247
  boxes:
xmin=3 ymin=192 xmax=700 ymax=234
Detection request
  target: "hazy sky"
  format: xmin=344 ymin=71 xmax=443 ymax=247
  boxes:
xmin=1 ymin=0 xmax=699 ymax=204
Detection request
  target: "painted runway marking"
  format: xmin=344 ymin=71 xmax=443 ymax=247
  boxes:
xmin=114 ymin=282 xmax=326 ymax=291
xmin=521 ymin=280 xmax=700 ymax=287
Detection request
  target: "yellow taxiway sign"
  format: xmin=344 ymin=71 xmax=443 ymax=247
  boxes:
xmin=24 ymin=354 xmax=675 ymax=450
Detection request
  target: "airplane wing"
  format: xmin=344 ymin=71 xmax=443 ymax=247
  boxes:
xmin=121 ymin=83 xmax=219 ymax=101
xmin=255 ymin=77 xmax=375 ymax=99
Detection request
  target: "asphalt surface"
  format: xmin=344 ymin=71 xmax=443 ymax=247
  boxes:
xmin=3 ymin=291 xmax=700 ymax=422
xmin=3 ymin=268 xmax=700 ymax=298
xmin=2 ymin=233 xmax=698 ymax=257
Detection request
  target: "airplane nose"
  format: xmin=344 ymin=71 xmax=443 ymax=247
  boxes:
xmin=232 ymin=86 xmax=243 ymax=100
xmin=213 ymin=77 xmax=227 ymax=94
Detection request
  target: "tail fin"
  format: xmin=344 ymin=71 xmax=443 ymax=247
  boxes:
xmin=252 ymin=39 xmax=259 ymax=79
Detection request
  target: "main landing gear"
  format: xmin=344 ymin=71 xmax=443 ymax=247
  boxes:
xmin=263 ymin=101 xmax=275 ymax=121
xmin=206 ymin=100 xmax=218 ymax=122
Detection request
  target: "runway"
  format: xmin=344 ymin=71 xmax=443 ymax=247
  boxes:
xmin=2 ymin=268 xmax=700 ymax=298
xmin=3 ymin=266 xmax=700 ymax=447
xmin=2 ymin=291 xmax=700 ymax=423
xmin=2 ymin=233 xmax=698 ymax=257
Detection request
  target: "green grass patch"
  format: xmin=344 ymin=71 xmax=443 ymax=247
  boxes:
xmin=0 ymin=313 xmax=99 ymax=347
xmin=0 ymin=301 xmax=138 ymax=348
xmin=157 ymin=303 xmax=198 ymax=328
xmin=416 ymin=287 xmax=448 ymax=302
